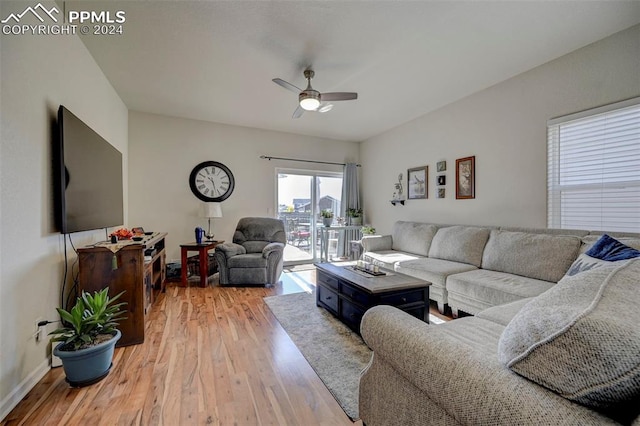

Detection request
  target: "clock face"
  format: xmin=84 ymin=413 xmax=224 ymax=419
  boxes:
xmin=189 ymin=161 xmax=235 ymax=202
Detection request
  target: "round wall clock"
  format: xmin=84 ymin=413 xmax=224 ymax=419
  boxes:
xmin=189 ymin=161 xmax=235 ymax=202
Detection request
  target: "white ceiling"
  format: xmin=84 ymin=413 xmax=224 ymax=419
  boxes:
xmin=79 ymin=1 xmax=640 ymax=142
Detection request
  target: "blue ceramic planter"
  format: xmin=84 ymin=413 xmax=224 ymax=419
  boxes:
xmin=53 ymin=329 xmax=121 ymax=387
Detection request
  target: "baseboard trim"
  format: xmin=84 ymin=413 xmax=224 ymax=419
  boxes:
xmin=0 ymin=359 xmax=50 ymax=422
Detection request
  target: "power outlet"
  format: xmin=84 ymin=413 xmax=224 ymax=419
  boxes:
xmin=34 ymin=318 xmax=45 ymax=343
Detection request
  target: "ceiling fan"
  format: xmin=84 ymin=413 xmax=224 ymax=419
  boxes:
xmin=272 ymin=70 xmax=358 ymax=118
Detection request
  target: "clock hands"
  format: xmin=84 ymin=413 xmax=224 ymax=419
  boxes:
xmin=190 ymin=161 xmax=235 ymax=202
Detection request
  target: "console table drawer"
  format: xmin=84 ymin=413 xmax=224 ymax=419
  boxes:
xmin=341 ymin=282 xmax=371 ymax=306
xmin=380 ymin=288 xmax=425 ymax=306
xmin=317 ymin=285 xmax=338 ymax=313
xmin=317 ymin=271 xmax=339 ymax=290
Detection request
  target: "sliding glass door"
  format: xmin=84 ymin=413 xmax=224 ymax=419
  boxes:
xmin=276 ymin=169 xmax=343 ymax=265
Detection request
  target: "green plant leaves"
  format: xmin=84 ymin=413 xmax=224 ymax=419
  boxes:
xmin=49 ymin=288 xmax=127 ymax=351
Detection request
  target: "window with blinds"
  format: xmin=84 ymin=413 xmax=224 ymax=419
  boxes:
xmin=547 ymin=98 xmax=640 ymax=233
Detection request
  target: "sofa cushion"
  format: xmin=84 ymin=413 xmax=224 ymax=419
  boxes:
xmin=447 ymin=269 xmax=555 ymax=312
xmin=395 ymin=258 xmax=477 ymax=291
xmin=391 ymin=221 xmax=438 ymax=256
xmin=482 ymin=230 xmax=581 ymax=282
xmin=500 ymin=226 xmax=589 ymax=237
xmin=363 ymin=250 xmax=424 ymax=270
xmin=361 ymin=235 xmax=393 ymax=252
xmin=498 ymin=259 xmax=640 ymax=420
xmin=585 ymin=234 xmax=640 ymax=261
xmin=428 ymin=226 xmax=490 ymax=267
xmin=475 ymin=298 xmax=533 ymax=327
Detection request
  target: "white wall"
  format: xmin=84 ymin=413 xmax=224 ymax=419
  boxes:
xmin=0 ymin=1 xmax=128 ymax=418
xmin=361 ymin=24 xmax=640 ymax=235
xmin=128 ymin=112 xmax=360 ymax=261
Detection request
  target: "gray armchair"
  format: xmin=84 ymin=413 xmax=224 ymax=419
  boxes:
xmin=214 ymin=217 xmax=286 ymax=286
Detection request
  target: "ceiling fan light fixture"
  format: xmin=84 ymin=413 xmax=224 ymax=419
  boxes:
xmin=299 ymin=91 xmax=320 ymax=110
xmin=318 ymin=104 xmax=333 ymax=113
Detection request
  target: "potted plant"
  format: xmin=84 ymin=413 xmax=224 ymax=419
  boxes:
xmin=361 ymin=225 xmax=376 ymax=235
xmin=320 ymin=209 xmax=334 ymax=226
xmin=50 ymin=288 xmax=126 ymax=387
xmin=347 ymin=208 xmax=363 ymax=226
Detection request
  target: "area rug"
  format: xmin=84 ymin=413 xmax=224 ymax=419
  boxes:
xmin=264 ymin=291 xmax=371 ymax=420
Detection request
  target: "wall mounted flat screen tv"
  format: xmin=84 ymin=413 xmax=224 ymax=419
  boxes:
xmin=57 ymin=105 xmax=124 ymax=234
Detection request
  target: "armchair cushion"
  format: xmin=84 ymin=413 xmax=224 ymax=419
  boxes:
xmin=216 ymin=242 xmax=246 ymax=258
xmin=233 ymin=217 xmax=287 ymax=246
xmin=262 ymin=242 xmax=285 ymax=258
xmin=228 ymin=253 xmax=267 ymax=268
xmin=243 ymin=241 xmax=269 ymax=253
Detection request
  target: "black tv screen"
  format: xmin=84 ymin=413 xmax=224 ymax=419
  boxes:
xmin=57 ymin=106 xmax=124 ymax=234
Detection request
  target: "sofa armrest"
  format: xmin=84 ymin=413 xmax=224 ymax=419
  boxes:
xmin=360 ymin=306 xmax=616 ymax=425
xmin=215 ymin=242 xmax=246 ymax=258
xmin=361 ymin=235 xmax=392 ymax=252
xmin=262 ymin=242 xmax=285 ymax=258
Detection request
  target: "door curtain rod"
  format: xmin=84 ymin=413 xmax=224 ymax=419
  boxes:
xmin=260 ymin=155 xmax=361 ymax=167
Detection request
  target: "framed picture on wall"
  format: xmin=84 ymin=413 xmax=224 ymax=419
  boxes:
xmin=407 ymin=166 xmax=428 ymax=199
xmin=456 ymin=156 xmax=475 ymax=199
xmin=437 ymin=161 xmax=446 ymax=172
xmin=437 ymin=175 xmax=446 ymax=186
xmin=438 ymin=188 xmax=445 ymax=198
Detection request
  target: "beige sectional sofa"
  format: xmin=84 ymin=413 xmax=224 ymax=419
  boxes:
xmin=361 ymin=221 xmax=637 ymax=316
xmin=359 ymin=256 xmax=640 ymax=425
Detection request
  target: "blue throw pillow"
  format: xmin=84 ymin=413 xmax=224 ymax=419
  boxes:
xmin=585 ymin=234 xmax=640 ymax=261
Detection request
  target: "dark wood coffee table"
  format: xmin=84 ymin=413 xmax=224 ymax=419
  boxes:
xmin=315 ymin=262 xmax=431 ymax=333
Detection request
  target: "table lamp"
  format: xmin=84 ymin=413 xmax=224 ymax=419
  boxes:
xmin=201 ymin=202 xmax=222 ymax=241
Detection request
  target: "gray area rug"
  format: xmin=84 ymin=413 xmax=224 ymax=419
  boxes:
xmin=264 ymin=291 xmax=371 ymax=420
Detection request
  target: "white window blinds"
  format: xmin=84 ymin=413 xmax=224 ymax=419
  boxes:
xmin=547 ymin=98 xmax=640 ymax=233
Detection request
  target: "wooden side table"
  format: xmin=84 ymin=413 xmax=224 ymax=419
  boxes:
xmin=180 ymin=241 xmax=224 ymax=287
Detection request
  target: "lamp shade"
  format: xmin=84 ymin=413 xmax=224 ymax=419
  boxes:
xmin=201 ymin=202 xmax=222 ymax=218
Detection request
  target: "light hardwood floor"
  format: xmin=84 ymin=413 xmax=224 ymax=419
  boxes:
xmin=4 ymin=269 xmax=449 ymax=425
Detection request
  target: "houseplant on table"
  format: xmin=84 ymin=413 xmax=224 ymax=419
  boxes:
xmin=361 ymin=225 xmax=376 ymax=235
xmin=320 ymin=209 xmax=334 ymax=227
xmin=50 ymin=288 xmax=126 ymax=387
xmin=347 ymin=208 xmax=363 ymax=226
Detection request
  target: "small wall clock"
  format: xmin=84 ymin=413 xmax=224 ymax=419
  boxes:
xmin=189 ymin=161 xmax=235 ymax=202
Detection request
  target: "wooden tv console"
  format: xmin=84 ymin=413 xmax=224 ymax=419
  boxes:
xmin=77 ymin=232 xmax=167 ymax=347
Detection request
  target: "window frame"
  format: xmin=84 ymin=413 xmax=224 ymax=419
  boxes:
xmin=547 ymin=97 xmax=640 ymax=232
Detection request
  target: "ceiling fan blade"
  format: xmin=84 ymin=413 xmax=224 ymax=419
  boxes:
xmin=318 ymin=103 xmax=333 ymax=113
xmin=292 ymin=105 xmax=305 ymax=119
xmin=321 ymin=92 xmax=358 ymax=101
xmin=273 ymin=78 xmax=302 ymax=93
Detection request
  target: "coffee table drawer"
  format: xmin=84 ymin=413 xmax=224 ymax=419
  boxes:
xmin=341 ymin=299 xmax=366 ymax=329
xmin=317 ymin=285 xmax=338 ymax=313
xmin=317 ymin=271 xmax=339 ymax=290
xmin=341 ymin=282 xmax=371 ymax=305
xmin=380 ymin=288 xmax=425 ymax=306
xmin=403 ymin=305 xmax=427 ymax=322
